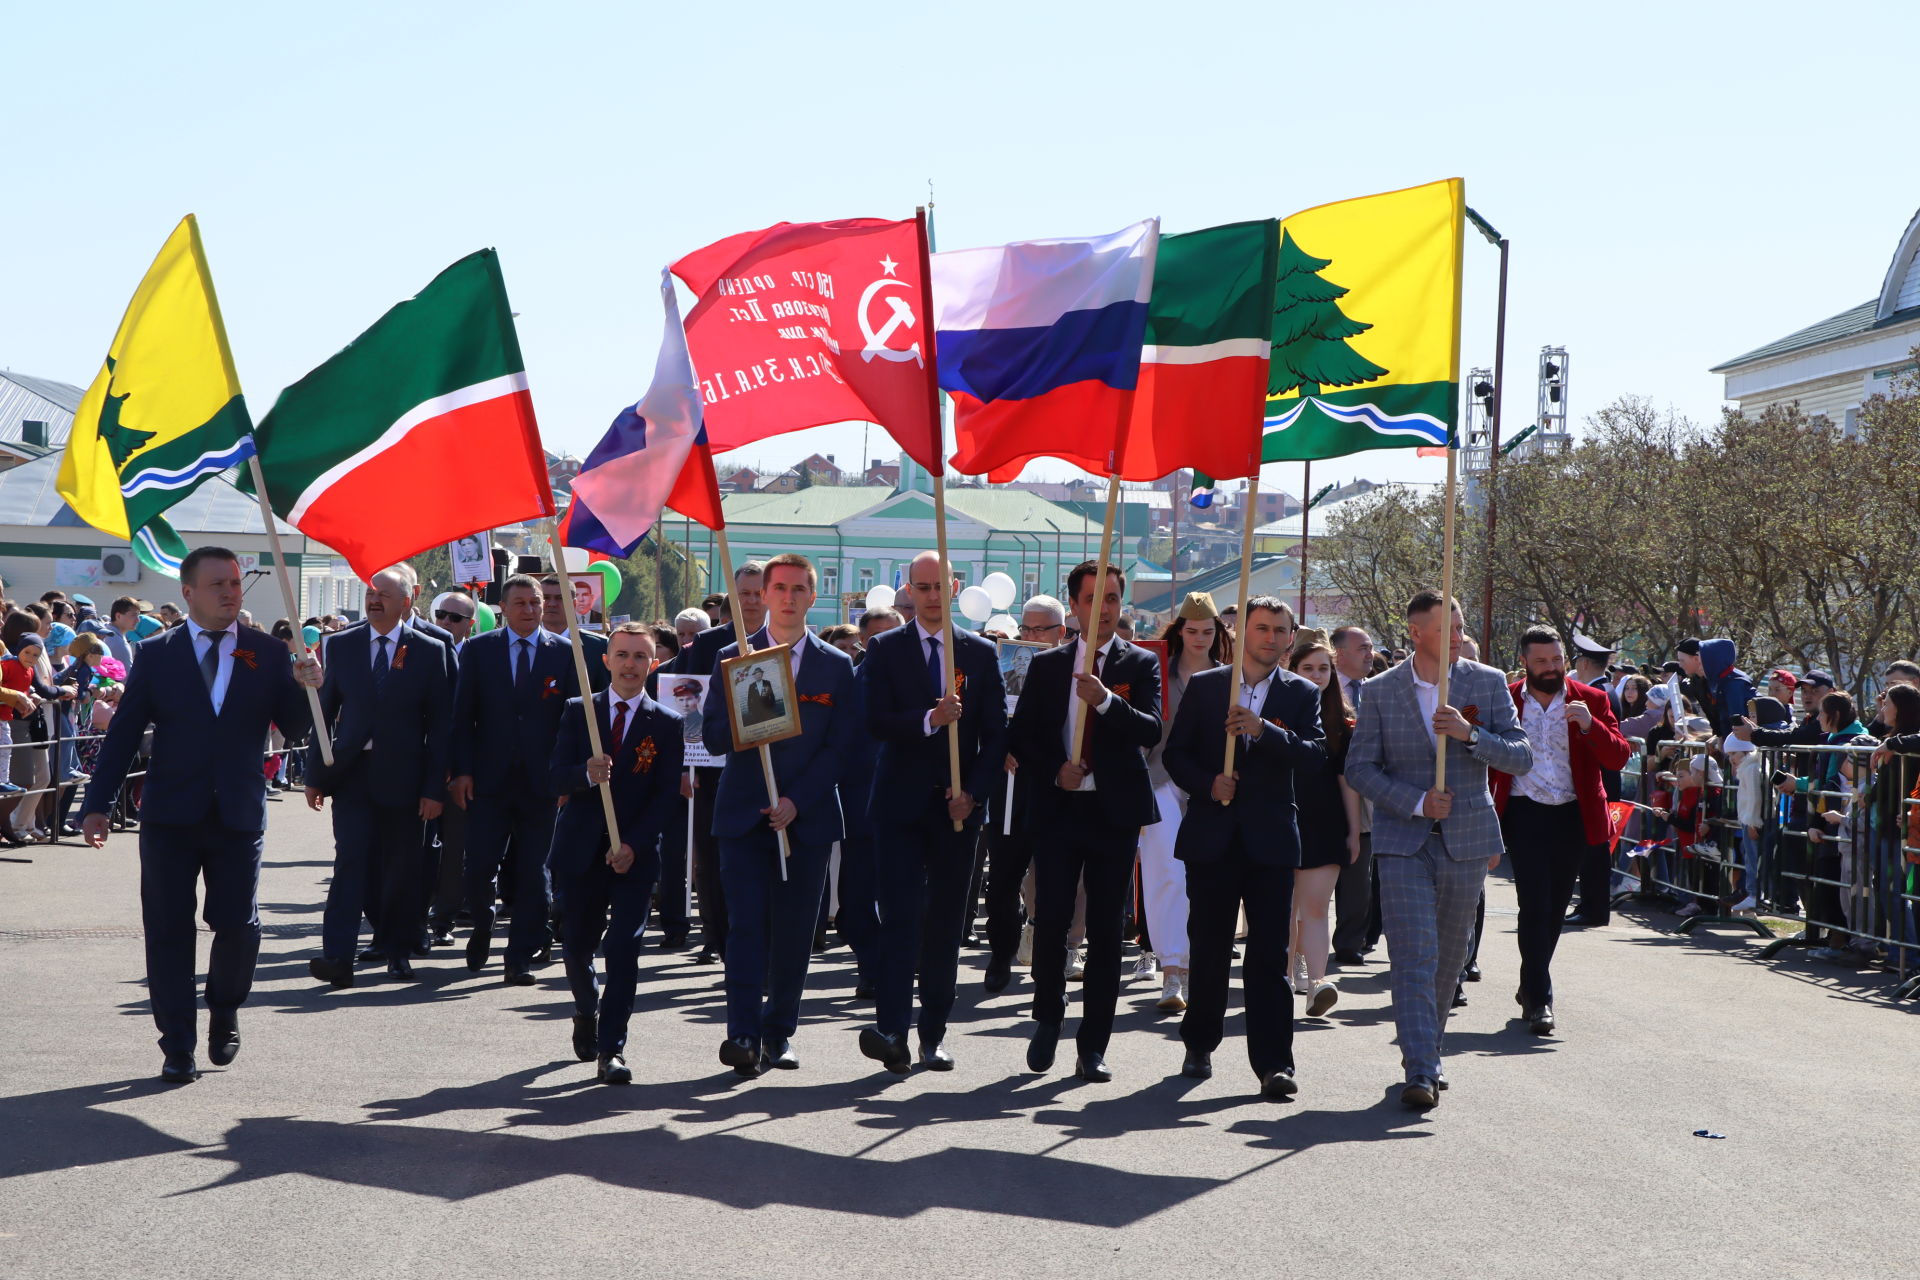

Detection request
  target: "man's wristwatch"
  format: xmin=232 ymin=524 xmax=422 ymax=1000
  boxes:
xmin=1466 ymin=726 xmax=1482 ymax=750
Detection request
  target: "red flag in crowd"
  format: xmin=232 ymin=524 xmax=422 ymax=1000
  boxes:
xmin=671 ymin=218 xmax=941 ymax=474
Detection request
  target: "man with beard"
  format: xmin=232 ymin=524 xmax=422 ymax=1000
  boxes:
xmin=1488 ymin=628 xmax=1630 ymax=1037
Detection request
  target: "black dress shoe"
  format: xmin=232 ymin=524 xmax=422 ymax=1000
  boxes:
xmin=358 ymin=945 xmax=386 ymax=963
xmin=502 ymin=964 xmax=536 ymax=987
xmin=1463 ymin=960 xmax=1482 ymax=982
xmin=692 ymin=950 xmax=718 ymax=965
xmin=1261 ymin=1068 xmax=1299 ymax=1100
xmin=658 ymin=931 xmax=689 ymax=950
xmin=410 ymin=940 xmax=432 ymax=958
xmin=597 ymin=1053 xmax=632 ymax=1085
xmin=1332 ymin=949 xmax=1368 ymax=966
xmin=858 ymin=1028 xmax=911 ymax=1074
xmin=429 ymin=928 xmax=455 ymax=948
xmin=1528 ymin=1005 xmax=1556 ymax=1036
xmin=1451 ymin=984 xmax=1468 ymax=1008
xmin=532 ymin=944 xmax=553 ymax=966
xmin=1026 ymin=1022 xmax=1060 ymax=1073
xmin=465 ymin=934 xmax=489 ymax=973
xmin=812 ymin=929 xmax=829 ymax=953
xmin=572 ymin=1014 xmax=598 ymax=1062
xmin=1074 ymin=1052 xmax=1113 ymax=1083
xmin=1436 ymin=1072 xmax=1449 ymax=1091
xmin=1181 ymin=1049 xmax=1212 ymax=1079
xmin=853 ymin=980 xmax=876 ymax=999
xmin=761 ymin=1037 xmax=800 ymax=1070
xmin=719 ymin=1036 xmax=762 ymax=1077
xmin=309 ymin=956 xmax=355 ymax=988
xmin=1401 ymin=1076 xmax=1440 ymax=1109
xmin=160 ymin=1054 xmax=200 ymax=1084
xmin=208 ymin=1013 xmax=240 ymax=1067
xmin=982 ymin=962 xmax=1012 ymax=994
xmin=919 ymin=1040 xmax=955 ymax=1071
xmin=386 ymin=957 xmax=415 ymax=980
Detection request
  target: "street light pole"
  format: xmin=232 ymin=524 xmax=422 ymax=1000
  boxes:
xmin=1467 ymin=207 xmax=1509 ymax=654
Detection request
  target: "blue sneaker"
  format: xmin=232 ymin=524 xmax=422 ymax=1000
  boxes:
xmin=0 ymin=782 xmax=21 ymax=794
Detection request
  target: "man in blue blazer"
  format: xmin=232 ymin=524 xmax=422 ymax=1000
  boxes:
xmin=700 ymin=553 xmax=859 ymax=1074
xmin=857 ymin=549 xmax=1007 ymax=1072
xmin=549 ymin=623 xmax=682 ymax=1085
xmin=540 ymin=575 xmax=610 ymax=691
xmin=449 ymin=573 xmax=579 ymax=983
xmin=680 ymin=562 xmax=768 ymax=962
xmin=1345 ymin=590 xmax=1532 ymax=1109
xmin=1165 ymin=597 xmax=1325 ymax=1099
xmin=80 ymin=546 xmax=322 ymax=1083
xmin=1009 ymin=562 xmax=1163 ymax=1083
xmin=304 ymin=566 xmax=454 ymax=985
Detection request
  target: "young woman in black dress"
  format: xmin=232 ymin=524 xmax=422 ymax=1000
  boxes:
xmin=1286 ymin=639 xmax=1360 ymax=1017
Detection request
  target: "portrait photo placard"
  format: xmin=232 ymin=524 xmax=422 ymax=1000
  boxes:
xmin=721 ymin=644 xmax=803 ymax=748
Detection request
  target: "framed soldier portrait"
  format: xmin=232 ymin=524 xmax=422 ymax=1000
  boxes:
xmin=721 ymin=645 xmax=802 ymax=748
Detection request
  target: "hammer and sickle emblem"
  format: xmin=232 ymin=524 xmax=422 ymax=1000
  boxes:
xmin=858 ymin=278 xmax=924 ymax=366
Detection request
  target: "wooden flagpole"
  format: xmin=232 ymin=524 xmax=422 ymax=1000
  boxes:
xmin=917 ymin=205 xmax=967 ymax=835
xmin=714 ymin=526 xmax=791 ymax=874
xmin=1434 ymin=189 xmax=1469 ymax=791
xmin=1434 ymin=445 xmax=1459 ymax=790
xmin=544 ymin=523 xmax=622 ymax=849
xmin=1220 ymin=476 xmax=1259 ymax=800
xmin=244 ymin=455 xmax=333 ymax=766
xmin=931 ymin=475 xmax=966 ymax=834
xmin=1069 ymin=474 xmax=1124 ymax=764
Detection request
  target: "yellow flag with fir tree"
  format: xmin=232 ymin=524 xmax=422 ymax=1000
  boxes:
xmin=1258 ymin=177 xmax=1463 ymax=459
xmin=57 ymin=215 xmax=257 ymax=570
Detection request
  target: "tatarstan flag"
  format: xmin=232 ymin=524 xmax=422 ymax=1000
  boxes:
xmin=982 ymin=220 xmax=1276 ymax=482
xmin=245 ymin=250 xmax=553 ymax=579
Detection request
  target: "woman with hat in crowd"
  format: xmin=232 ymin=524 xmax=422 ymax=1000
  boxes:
xmin=1138 ymin=592 xmax=1230 ymax=1013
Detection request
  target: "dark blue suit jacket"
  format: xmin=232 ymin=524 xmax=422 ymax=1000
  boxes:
xmin=1009 ymin=638 xmax=1164 ymax=832
xmin=1165 ymin=664 xmax=1326 ymax=867
xmin=450 ymin=627 xmax=579 ymax=794
xmin=860 ymin=622 xmax=1006 ymax=830
xmin=548 ymin=687 xmax=682 ymax=883
xmin=701 ymin=629 xmax=859 ymax=845
xmin=305 ymin=622 xmax=454 ymax=807
xmin=82 ymin=623 xmax=311 ymax=832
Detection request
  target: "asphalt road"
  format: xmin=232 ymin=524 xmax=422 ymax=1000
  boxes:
xmin=4 ymin=797 xmax=1918 ymax=1279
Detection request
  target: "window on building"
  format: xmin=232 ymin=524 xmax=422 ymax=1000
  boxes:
xmin=857 ymin=567 xmax=874 ymax=592
xmin=822 ymin=568 xmax=839 ymax=597
xmin=1022 ymin=573 xmax=1038 ymax=601
xmin=1843 ymin=406 xmax=1861 ymax=439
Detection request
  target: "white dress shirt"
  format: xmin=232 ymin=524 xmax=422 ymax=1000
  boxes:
xmin=1061 ymin=634 xmax=1123 ymax=791
xmin=1408 ymin=664 xmax=1442 ymax=819
xmin=917 ymin=620 xmax=956 ymax=738
xmin=1514 ymin=687 xmax=1576 ymax=805
xmin=191 ymin=619 xmax=240 ymax=713
xmin=368 ymin=618 xmax=407 ymax=669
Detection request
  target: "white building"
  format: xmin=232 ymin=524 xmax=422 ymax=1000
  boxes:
xmin=1711 ymin=207 xmax=1920 ymax=426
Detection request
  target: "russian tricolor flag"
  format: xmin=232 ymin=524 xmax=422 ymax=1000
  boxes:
xmin=560 ymin=270 xmax=725 ymax=557
xmin=936 ymin=220 xmax=1159 ymax=477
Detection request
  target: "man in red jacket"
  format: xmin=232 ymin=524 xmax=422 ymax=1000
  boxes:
xmin=1491 ymin=627 xmax=1631 ymax=1036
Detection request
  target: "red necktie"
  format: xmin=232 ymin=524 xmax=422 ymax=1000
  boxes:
xmin=611 ymin=700 xmax=629 ymax=754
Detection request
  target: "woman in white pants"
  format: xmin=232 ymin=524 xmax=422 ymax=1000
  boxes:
xmin=1138 ymin=592 xmax=1228 ymax=1013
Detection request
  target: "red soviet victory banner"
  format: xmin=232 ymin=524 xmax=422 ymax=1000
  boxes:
xmin=671 ymin=218 xmax=941 ymax=473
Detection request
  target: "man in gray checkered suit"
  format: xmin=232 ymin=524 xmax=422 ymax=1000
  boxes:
xmin=1346 ymin=591 xmax=1532 ymax=1110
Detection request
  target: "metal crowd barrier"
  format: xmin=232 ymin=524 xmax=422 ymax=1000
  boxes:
xmin=1605 ymin=731 xmax=1918 ymax=1000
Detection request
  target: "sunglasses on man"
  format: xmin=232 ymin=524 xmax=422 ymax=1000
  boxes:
xmin=434 ymin=610 xmax=474 ymax=623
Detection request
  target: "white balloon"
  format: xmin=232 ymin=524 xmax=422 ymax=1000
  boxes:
xmin=958 ymin=585 xmax=994 ymax=622
xmin=985 ymin=613 xmax=1017 ymax=636
xmin=864 ymin=585 xmax=895 ymax=613
xmin=561 ymin=546 xmax=590 ymax=572
xmin=981 ymin=571 xmax=1017 ymax=611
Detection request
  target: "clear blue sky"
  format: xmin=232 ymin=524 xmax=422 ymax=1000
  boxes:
xmin=7 ymin=2 xmax=1917 ymax=501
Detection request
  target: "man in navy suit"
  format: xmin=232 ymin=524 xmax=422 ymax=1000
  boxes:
xmin=700 ymin=553 xmax=860 ymax=1074
xmin=857 ymin=549 xmax=1007 ymax=1072
xmin=680 ymin=561 xmax=767 ymax=962
xmin=80 ymin=546 xmax=322 ymax=1083
xmin=541 ymin=576 xmax=609 ymax=692
xmin=549 ymin=623 xmax=682 ymax=1084
xmin=449 ymin=573 xmax=579 ymax=984
xmin=1165 ymin=596 xmax=1325 ymax=1098
xmin=1009 ymin=563 xmax=1163 ymax=1083
xmin=304 ymin=566 xmax=454 ymax=985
